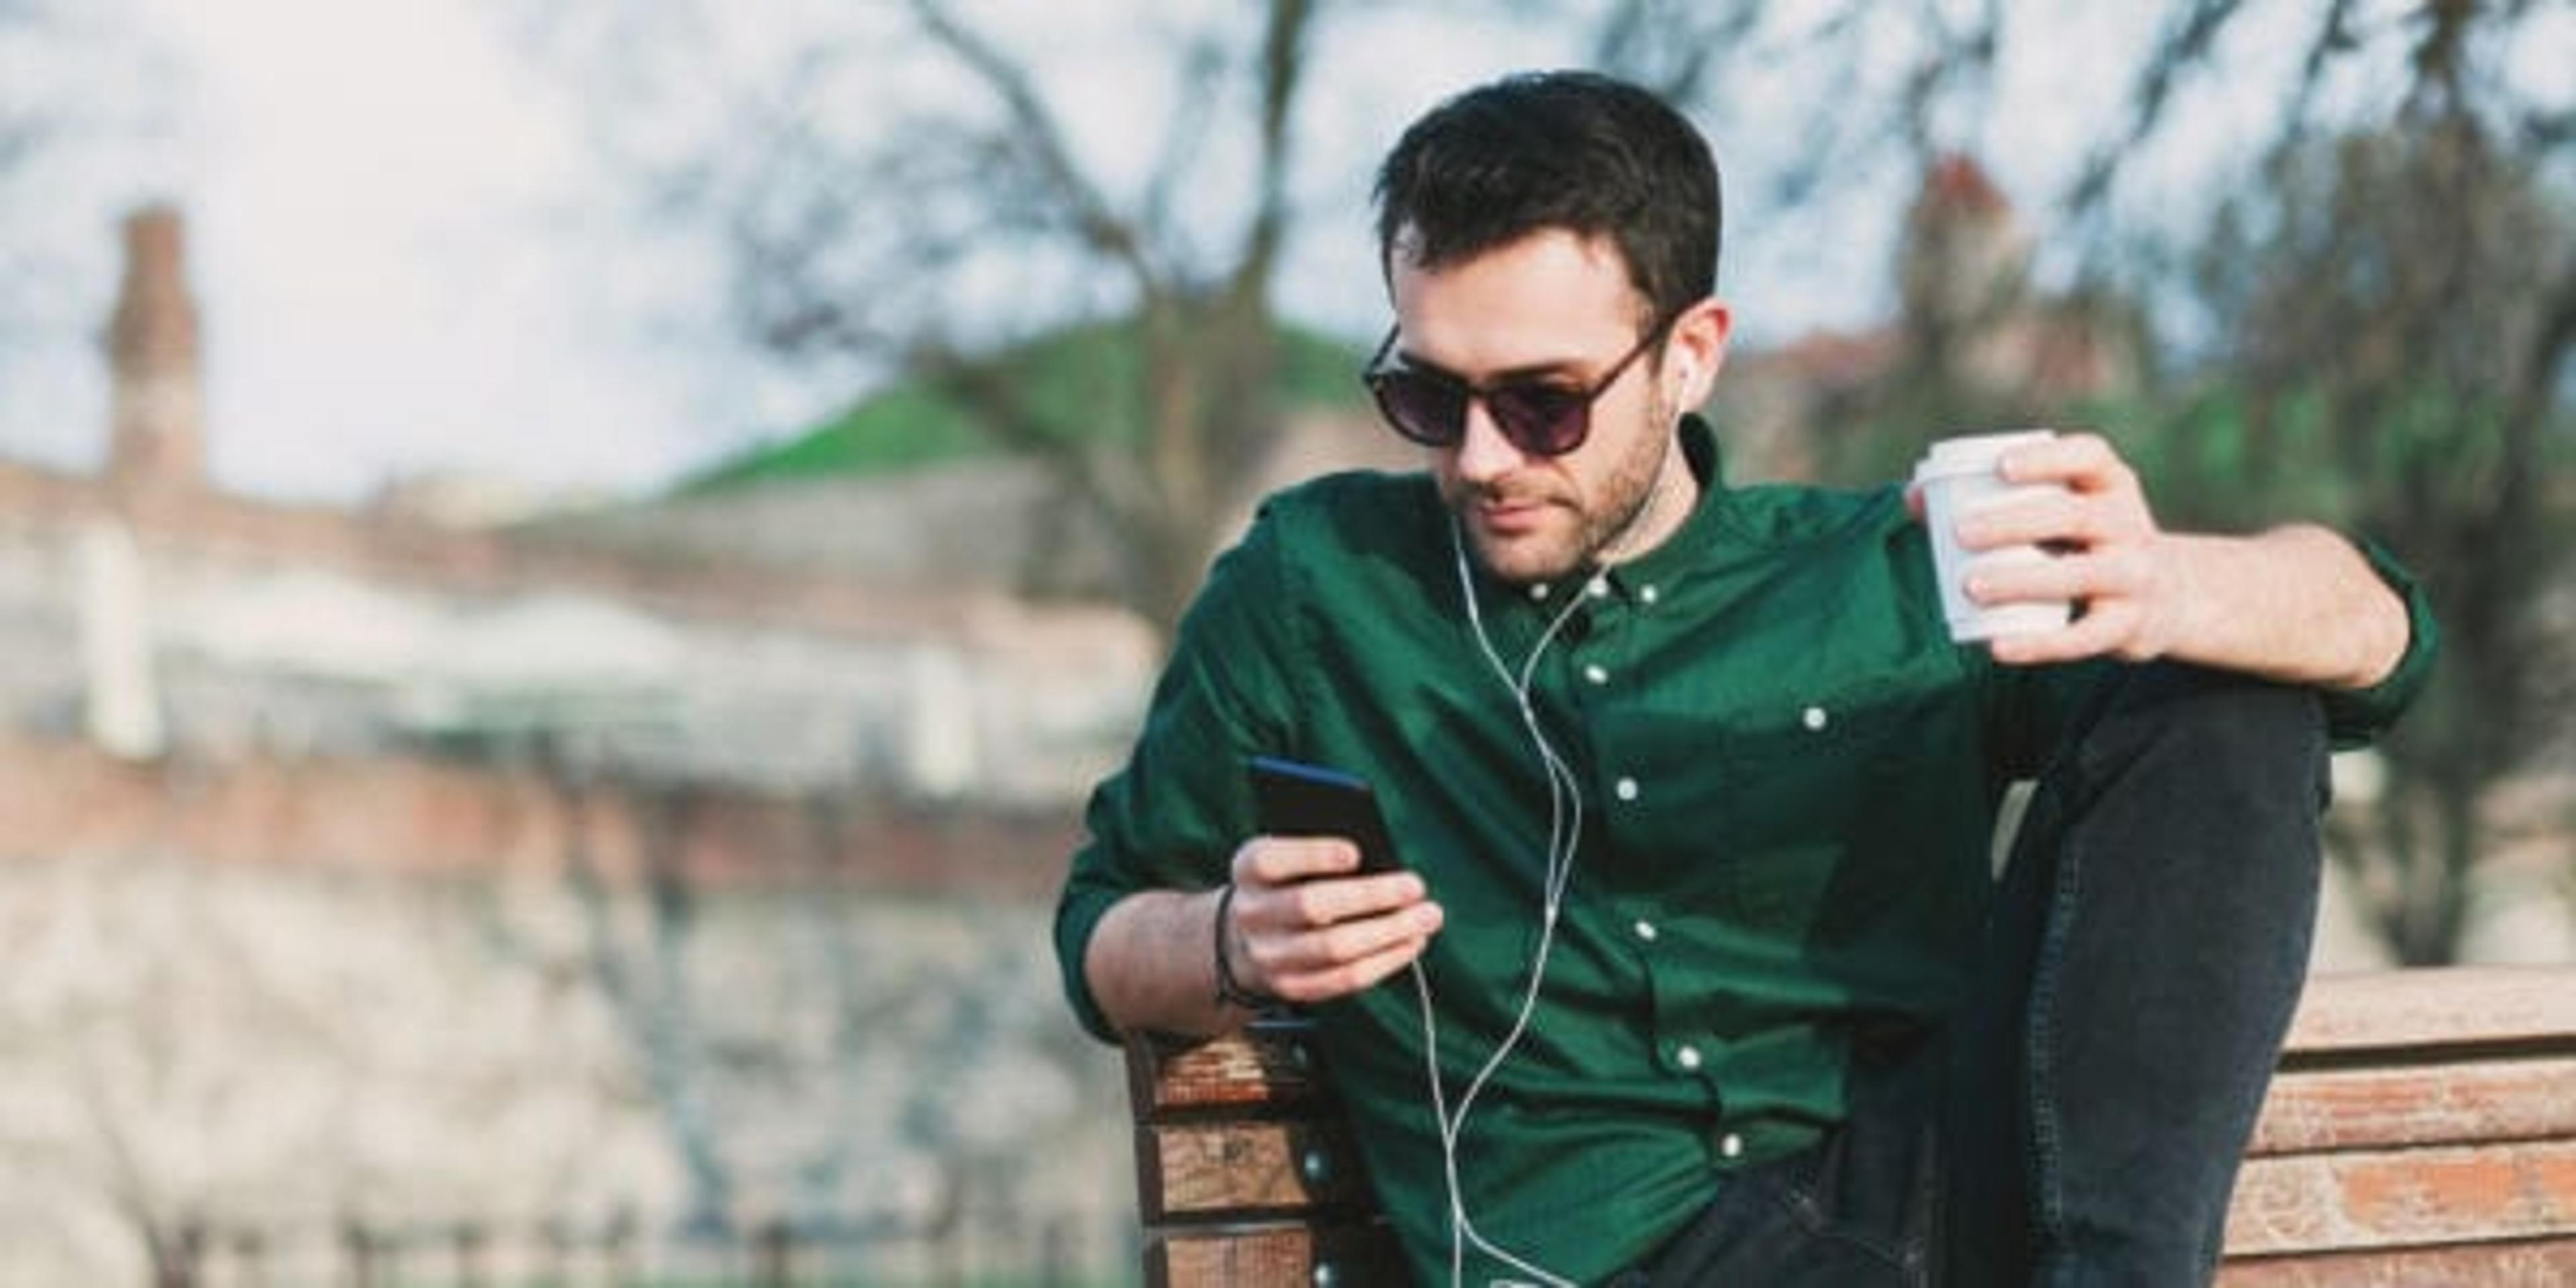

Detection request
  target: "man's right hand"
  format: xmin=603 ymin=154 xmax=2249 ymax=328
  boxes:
xmin=1222 ymin=835 xmax=1444 ymax=1005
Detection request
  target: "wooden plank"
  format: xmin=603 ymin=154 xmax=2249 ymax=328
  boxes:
xmin=1122 ymin=971 xmax=2576 ymax=1284
xmin=1142 ymin=1118 xmax=1377 ymax=1222
xmin=2216 ymin=1235 xmax=2576 ymax=1285
xmin=2249 ymin=1056 xmax=2576 ymax=1155
xmin=1128 ymin=1022 xmax=1328 ymax=1119
xmin=1148 ymin=1220 xmax=1408 ymax=1288
xmin=2224 ymin=1139 xmax=2576 ymax=1256
xmin=2282 ymin=969 xmax=2576 ymax=1059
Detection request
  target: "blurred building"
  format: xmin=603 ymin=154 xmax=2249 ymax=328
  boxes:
xmin=0 ymin=205 xmax=1191 ymax=1283
xmin=0 ymin=207 xmax=1160 ymax=813
xmin=1712 ymin=154 xmax=2146 ymax=482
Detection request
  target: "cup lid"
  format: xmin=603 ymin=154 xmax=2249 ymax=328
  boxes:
xmin=1914 ymin=429 xmax=2055 ymax=479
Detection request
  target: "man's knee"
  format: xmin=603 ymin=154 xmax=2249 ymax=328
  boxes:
xmin=2083 ymin=663 xmax=2328 ymax=810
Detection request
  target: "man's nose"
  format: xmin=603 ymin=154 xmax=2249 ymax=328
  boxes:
xmin=1451 ymin=397 xmax=1525 ymax=484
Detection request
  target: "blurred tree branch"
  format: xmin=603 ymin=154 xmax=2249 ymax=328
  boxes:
xmin=517 ymin=0 xmax=1337 ymax=636
xmin=516 ymin=1 xmax=2570 ymax=961
xmin=1627 ymin=0 xmax=2571 ymax=963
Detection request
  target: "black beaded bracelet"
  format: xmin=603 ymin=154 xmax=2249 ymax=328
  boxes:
xmin=1212 ymin=881 xmax=1280 ymax=1011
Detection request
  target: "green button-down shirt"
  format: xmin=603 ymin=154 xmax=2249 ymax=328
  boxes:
xmin=1057 ymin=417 xmax=2435 ymax=1284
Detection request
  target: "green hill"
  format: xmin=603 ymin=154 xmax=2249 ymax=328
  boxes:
xmin=680 ymin=318 xmax=1369 ymax=493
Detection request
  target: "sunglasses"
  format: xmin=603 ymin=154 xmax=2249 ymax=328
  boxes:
xmin=1360 ymin=317 xmax=1674 ymax=458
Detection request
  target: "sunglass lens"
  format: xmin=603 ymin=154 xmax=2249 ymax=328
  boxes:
xmin=1490 ymin=387 xmax=1587 ymax=456
xmin=1372 ymin=373 xmax=1466 ymax=447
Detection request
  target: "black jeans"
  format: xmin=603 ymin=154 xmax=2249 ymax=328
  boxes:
xmin=1620 ymin=663 xmax=2330 ymax=1287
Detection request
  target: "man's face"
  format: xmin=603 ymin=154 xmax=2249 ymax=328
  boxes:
xmin=1386 ymin=229 xmax=1718 ymax=585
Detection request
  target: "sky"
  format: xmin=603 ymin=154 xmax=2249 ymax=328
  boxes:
xmin=1 ymin=0 xmax=1908 ymax=505
xmin=5 ymin=0 xmax=728 ymax=504
xmin=154 ymin=0 xmax=700 ymax=502
xmin=6 ymin=0 xmax=2556 ymax=510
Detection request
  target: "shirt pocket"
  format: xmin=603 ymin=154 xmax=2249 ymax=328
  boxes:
xmin=1709 ymin=680 xmax=1957 ymax=935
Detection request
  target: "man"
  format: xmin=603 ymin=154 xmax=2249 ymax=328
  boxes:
xmin=1055 ymin=70 xmax=2434 ymax=1286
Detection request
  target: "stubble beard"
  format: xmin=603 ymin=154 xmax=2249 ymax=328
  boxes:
xmin=1445 ymin=396 xmax=1680 ymax=587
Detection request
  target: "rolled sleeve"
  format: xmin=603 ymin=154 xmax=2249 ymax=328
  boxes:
xmin=1051 ymin=502 xmax=1302 ymax=1042
xmin=2320 ymin=535 xmax=2440 ymax=750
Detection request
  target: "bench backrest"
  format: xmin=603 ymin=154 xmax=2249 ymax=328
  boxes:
xmin=1124 ymin=967 xmax=2576 ymax=1287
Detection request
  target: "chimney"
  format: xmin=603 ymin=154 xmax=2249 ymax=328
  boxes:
xmin=1898 ymin=154 xmax=2031 ymax=339
xmin=105 ymin=205 xmax=207 ymax=497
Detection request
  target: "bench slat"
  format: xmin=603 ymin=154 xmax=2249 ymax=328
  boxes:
xmin=1131 ymin=1023 xmax=1326 ymax=1118
xmin=1128 ymin=967 xmax=2576 ymax=1285
xmin=2214 ymin=1236 xmax=2576 ymax=1286
xmin=1146 ymin=1222 xmax=1408 ymax=1288
xmin=2248 ymin=1055 xmax=2576 ymax=1155
xmin=2223 ymin=1138 xmax=2576 ymax=1256
xmin=2281 ymin=968 xmax=2576 ymax=1059
xmin=1142 ymin=1118 xmax=1378 ymax=1221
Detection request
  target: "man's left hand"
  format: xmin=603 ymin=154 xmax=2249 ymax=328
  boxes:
xmin=1951 ymin=432 xmax=2192 ymax=667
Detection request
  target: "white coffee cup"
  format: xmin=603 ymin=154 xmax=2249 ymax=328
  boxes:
xmin=1913 ymin=431 xmax=2073 ymax=642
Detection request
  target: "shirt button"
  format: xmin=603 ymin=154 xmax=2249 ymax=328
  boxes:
xmin=1719 ymin=1132 xmax=1744 ymax=1159
xmin=1633 ymin=920 xmax=1658 ymax=943
xmin=1803 ymin=706 xmax=1829 ymax=731
xmin=1640 ymin=584 xmax=1659 ymax=606
xmin=1614 ymin=777 xmax=1640 ymax=802
xmin=1584 ymin=663 xmax=1609 ymax=686
xmin=1587 ymin=576 xmax=1611 ymax=599
xmin=1675 ymin=1044 xmax=1703 ymax=1071
xmin=1529 ymin=582 xmax=1552 ymax=601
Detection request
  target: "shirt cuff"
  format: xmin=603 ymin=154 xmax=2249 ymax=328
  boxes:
xmin=1054 ymin=874 xmax=1128 ymax=1044
xmin=2319 ymin=535 xmax=2440 ymax=750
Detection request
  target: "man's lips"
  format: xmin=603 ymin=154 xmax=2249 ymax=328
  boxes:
xmin=1470 ymin=495 xmax=1553 ymax=535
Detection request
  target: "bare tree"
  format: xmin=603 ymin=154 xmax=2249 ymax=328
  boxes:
xmin=2174 ymin=123 xmax=2575 ymax=965
xmin=517 ymin=0 xmax=1338 ymax=636
xmin=523 ymin=1 xmax=2569 ymax=959
xmin=1614 ymin=1 xmax=2573 ymax=964
xmin=2096 ymin=1 xmax=2573 ymax=965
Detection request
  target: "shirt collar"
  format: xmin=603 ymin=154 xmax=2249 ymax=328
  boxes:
xmin=1593 ymin=413 xmax=1733 ymax=596
xmin=1463 ymin=414 xmax=1735 ymax=610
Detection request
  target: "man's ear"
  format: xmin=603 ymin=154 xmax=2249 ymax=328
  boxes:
xmin=1669 ymin=297 xmax=1733 ymax=407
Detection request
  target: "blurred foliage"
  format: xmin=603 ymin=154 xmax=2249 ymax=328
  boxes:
xmin=681 ymin=319 xmax=1365 ymax=492
xmin=530 ymin=0 xmax=2573 ymax=962
xmin=2145 ymin=119 xmax=2575 ymax=963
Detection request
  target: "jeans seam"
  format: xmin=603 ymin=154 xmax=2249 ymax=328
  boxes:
xmin=2023 ymin=813 xmax=2080 ymax=1250
xmin=1750 ymin=1171 xmax=1923 ymax=1273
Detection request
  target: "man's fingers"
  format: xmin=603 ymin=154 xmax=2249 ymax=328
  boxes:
xmin=1999 ymin=431 xmax=2122 ymax=490
xmin=1225 ymin=832 xmax=1444 ymax=1002
xmin=1236 ymin=891 xmax=1442 ymax=999
xmin=1965 ymin=547 xmax=2150 ymax=607
xmin=1233 ymin=835 xmax=1365 ymax=887
xmin=1955 ymin=492 xmax=2088 ymax=550
xmin=1240 ymin=867 xmax=1426 ymax=930
xmin=1267 ymin=920 xmax=1440 ymax=1003
xmin=1986 ymin=600 xmax=2143 ymax=667
xmin=1260 ymin=900 xmax=1444 ymax=975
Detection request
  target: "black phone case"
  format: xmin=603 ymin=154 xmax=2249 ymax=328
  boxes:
xmin=1247 ymin=756 xmax=1405 ymax=874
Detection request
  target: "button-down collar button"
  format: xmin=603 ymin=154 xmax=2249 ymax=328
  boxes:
xmin=1640 ymin=584 xmax=1660 ymax=606
xmin=1719 ymin=1132 xmax=1744 ymax=1159
xmin=1529 ymin=582 xmax=1552 ymax=602
xmin=1586 ymin=576 xmax=1611 ymax=599
xmin=1614 ymin=777 xmax=1640 ymax=802
xmin=1584 ymin=664 xmax=1609 ymax=686
xmin=1633 ymin=920 xmax=1658 ymax=943
xmin=1803 ymin=706 xmax=1829 ymax=731
xmin=1675 ymin=1044 xmax=1703 ymax=1071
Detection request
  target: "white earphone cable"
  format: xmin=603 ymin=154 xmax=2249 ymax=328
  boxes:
xmin=1425 ymin=523 xmax=1591 ymax=1288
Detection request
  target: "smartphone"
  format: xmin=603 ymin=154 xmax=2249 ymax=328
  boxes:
xmin=1246 ymin=756 xmax=1406 ymax=875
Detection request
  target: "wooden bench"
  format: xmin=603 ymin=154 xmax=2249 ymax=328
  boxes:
xmin=1124 ymin=966 xmax=2576 ymax=1286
